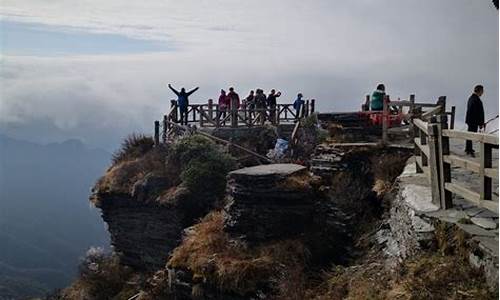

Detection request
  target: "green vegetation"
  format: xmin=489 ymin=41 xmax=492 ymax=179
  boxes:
xmin=168 ymin=135 xmax=236 ymax=197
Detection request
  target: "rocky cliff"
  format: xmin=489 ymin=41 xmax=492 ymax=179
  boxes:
xmin=90 ymin=134 xmax=236 ymax=272
xmin=55 ymin=126 xmax=496 ymax=300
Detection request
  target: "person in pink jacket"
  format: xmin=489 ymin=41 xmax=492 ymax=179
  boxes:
xmin=217 ymin=89 xmax=229 ymax=122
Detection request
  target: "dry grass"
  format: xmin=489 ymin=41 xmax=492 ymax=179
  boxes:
xmin=112 ymin=134 xmax=155 ymax=165
xmin=60 ymin=252 xmax=136 ymax=300
xmin=168 ymin=211 xmax=308 ymax=296
xmin=92 ymin=148 xmax=167 ymax=203
xmin=277 ymin=171 xmax=313 ymax=191
xmin=307 ymin=252 xmax=494 ymax=300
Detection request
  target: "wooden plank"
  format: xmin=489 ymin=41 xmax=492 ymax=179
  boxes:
xmin=387 ymin=100 xmax=412 ymax=106
xmin=442 ymin=129 xmax=499 ymax=145
xmin=443 ymin=154 xmax=480 ymax=173
xmin=414 ymin=138 xmax=430 ymax=157
xmin=450 ymin=106 xmax=456 ymax=129
xmin=480 ymin=200 xmax=498 ymax=213
xmin=484 ymin=168 xmax=499 ymax=179
xmin=427 ymin=122 xmax=441 ymax=206
xmin=415 ymin=103 xmax=441 ymax=108
xmin=421 ymin=105 xmax=442 ymax=120
xmin=413 ymin=119 xmax=429 ymax=132
xmin=438 ymin=115 xmax=453 ymax=209
xmin=445 ymin=182 xmax=480 ymax=205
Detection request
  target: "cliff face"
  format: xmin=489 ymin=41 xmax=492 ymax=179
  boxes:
xmin=97 ymin=195 xmax=185 ymax=271
xmin=224 ymin=164 xmax=317 ymax=242
xmin=90 ymin=135 xmax=236 ymax=272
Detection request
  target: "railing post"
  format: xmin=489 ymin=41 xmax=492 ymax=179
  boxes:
xmin=275 ymin=106 xmax=280 ymax=124
xmin=200 ymin=105 xmax=205 ymax=127
xmin=480 ymin=142 xmax=493 ymax=201
xmin=248 ymin=108 xmax=253 ymax=127
xmin=154 ymin=121 xmax=160 ymax=146
xmin=170 ymin=100 xmax=178 ymax=123
xmin=208 ymin=99 xmax=214 ymax=122
xmin=409 ymin=94 xmax=415 ymax=134
xmin=231 ymin=104 xmax=238 ymax=128
xmin=305 ymin=100 xmax=310 ymax=117
xmin=382 ymin=95 xmax=389 ymax=144
xmin=427 ymin=117 xmax=442 ymax=207
xmin=163 ymin=115 xmax=168 ymax=143
xmin=450 ymin=106 xmax=456 ymax=129
xmin=437 ymin=96 xmax=446 ymax=114
xmin=438 ymin=115 xmax=452 ymax=209
xmin=414 ymin=123 xmax=423 ymax=173
xmin=310 ymin=99 xmax=315 ymax=113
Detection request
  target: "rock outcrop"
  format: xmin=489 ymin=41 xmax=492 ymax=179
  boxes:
xmin=96 ymin=195 xmax=186 ymax=271
xmin=223 ymin=164 xmax=317 ymax=242
xmin=224 ymin=164 xmax=336 ymax=242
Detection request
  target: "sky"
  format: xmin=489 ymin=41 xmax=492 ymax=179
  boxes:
xmin=0 ymin=0 xmax=498 ymax=150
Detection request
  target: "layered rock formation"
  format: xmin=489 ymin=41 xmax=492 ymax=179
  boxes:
xmin=96 ymin=195 xmax=185 ymax=271
xmin=224 ymin=164 xmax=319 ymax=242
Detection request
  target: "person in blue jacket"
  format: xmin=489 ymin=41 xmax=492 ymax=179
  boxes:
xmin=168 ymin=84 xmax=199 ymax=125
xmin=293 ymin=93 xmax=305 ymax=120
xmin=370 ymin=84 xmax=386 ymax=111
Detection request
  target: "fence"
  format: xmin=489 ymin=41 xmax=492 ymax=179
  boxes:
xmin=412 ymin=112 xmax=499 ymax=213
xmin=154 ymin=99 xmax=315 ymax=143
xmin=379 ymin=94 xmax=456 ymax=143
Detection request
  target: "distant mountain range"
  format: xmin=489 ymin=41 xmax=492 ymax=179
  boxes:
xmin=0 ymin=135 xmax=111 ymax=299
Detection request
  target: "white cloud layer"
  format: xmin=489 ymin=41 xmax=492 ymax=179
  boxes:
xmin=0 ymin=0 xmax=498 ymax=149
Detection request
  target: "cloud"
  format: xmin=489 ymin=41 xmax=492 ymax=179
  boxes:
xmin=0 ymin=0 xmax=498 ymax=148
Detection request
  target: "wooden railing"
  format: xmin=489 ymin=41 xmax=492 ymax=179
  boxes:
xmin=380 ymin=94 xmax=455 ymax=143
xmin=154 ymin=99 xmax=315 ymax=143
xmin=412 ymin=113 xmax=499 ymax=212
xmin=166 ymin=99 xmax=314 ymax=128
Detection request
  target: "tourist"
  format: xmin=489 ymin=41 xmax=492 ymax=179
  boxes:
xmin=217 ymin=89 xmax=229 ymax=122
xmin=245 ymin=90 xmax=255 ymax=117
xmin=465 ymin=85 xmax=485 ymax=157
xmin=267 ymin=89 xmax=281 ymax=124
xmin=168 ymin=84 xmax=199 ymax=125
xmin=254 ymin=89 xmax=267 ymax=124
xmin=370 ymin=84 xmax=386 ymax=111
xmin=293 ymin=93 xmax=305 ymax=120
xmin=228 ymin=87 xmax=240 ymax=110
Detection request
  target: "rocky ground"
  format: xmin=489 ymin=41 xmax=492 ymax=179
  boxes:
xmin=51 ymin=121 xmax=497 ymax=300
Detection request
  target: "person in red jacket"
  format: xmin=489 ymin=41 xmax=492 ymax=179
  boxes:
xmin=217 ymin=89 xmax=229 ymax=122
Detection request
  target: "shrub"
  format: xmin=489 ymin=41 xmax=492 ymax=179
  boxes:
xmin=181 ymin=151 xmax=235 ymax=197
xmin=112 ymin=134 xmax=155 ymax=165
xmin=74 ymin=247 xmax=134 ymax=300
xmin=168 ymin=135 xmax=236 ymax=197
xmin=167 ymin=135 xmax=216 ymax=165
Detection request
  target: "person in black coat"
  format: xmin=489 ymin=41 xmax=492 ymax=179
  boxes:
xmin=464 ymin=85 xmax=485 ymax=156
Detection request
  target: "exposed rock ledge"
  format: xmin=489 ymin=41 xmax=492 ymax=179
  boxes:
xmin=223 ymin=164 xmax=320 ymax=242
xmin=384 ymin=158 xmax=499 ymax=292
